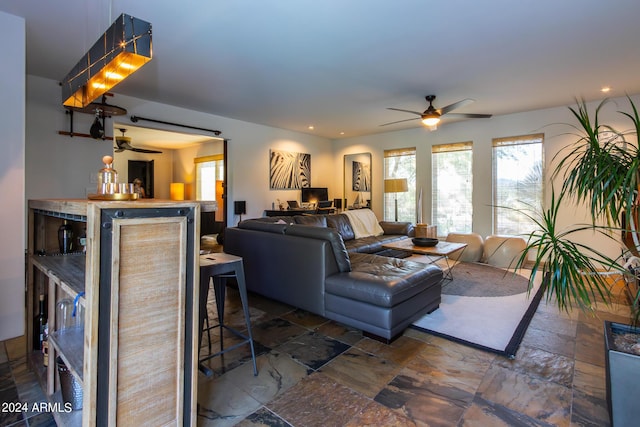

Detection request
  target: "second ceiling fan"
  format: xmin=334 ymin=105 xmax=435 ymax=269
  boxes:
xmin=381 ymin=95 xmax=492 ymax=128
xmin=114 ymin=128 xmax=163 ymax=154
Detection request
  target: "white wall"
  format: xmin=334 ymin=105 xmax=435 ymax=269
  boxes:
xmin=0 ymin=11 xmax=26 ymax=340
xmin=333 ymin=94 xmax=640 ymax=260
xmin=25 ymin=76 xmax=334 ymax=225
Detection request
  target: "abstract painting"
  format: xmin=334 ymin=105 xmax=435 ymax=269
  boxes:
xmin=352 ymin=160 xmax=371 ymax=191
xmin=270 ymin=149 xmax=311 ymax=189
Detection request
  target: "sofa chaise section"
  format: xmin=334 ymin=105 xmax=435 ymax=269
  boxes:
xmin=325 ymin=253 xmax=442 ymax=340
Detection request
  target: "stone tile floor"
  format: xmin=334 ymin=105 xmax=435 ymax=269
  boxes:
xmin=194 ymin=283 xmax=631 ymax=427
xmin=1 ymin=273 xmax=633 ymax=426
xmin=0 ymin=336 xmax=55 ymax=426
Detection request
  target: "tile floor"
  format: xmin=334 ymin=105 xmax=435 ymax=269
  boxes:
xmin=194 ymin=281 xmax=631 ymax=427
xmin=0 ymin=336 xmax=55 ymax=426
xmin=1 ymin=273 xmax=633 ymax=427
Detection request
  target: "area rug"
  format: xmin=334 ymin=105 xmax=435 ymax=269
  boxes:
xmin=411 ymin=262 xmax=547 ymax=358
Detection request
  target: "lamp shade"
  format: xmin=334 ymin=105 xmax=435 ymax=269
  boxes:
xmin=62 ymin=14 xmax=152 ymax=109
xmin=170 ymin=182 xmax=185 ymax=201
xmin=384 ymin=178 xmax=408 ymax=193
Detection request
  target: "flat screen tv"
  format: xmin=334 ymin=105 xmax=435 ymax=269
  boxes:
xmin=301 ymin=187 xmax=329 ymax=204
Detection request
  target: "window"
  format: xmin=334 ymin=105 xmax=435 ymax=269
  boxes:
xmin=492 ymin=133 xmax=544 ymax=235
xmin=432 ymin=142 xmax=473 ymax=236
xmin=384 ymin=147 xmax=416 ymax=223
xmin=195 ymin=154 xmax=224 ymax=201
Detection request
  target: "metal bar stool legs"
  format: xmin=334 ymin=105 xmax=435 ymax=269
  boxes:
xmin=199 ymin=256 xmax=257 ymax=377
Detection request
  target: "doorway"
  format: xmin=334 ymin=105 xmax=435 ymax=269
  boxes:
xmin=128 ymin=160 xmax=154 ymax=198
xmin=195 ymin=154 xmax=225 ymax=236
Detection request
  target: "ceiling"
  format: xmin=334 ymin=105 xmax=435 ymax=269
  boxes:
xmin=3 ymin=0 xmax=640 ymax=140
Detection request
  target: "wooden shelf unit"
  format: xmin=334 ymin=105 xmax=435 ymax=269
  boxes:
xmin=27 ymin=199 xmax=200 ymax=426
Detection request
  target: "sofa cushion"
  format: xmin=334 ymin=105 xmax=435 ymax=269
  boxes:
xmin=294 ymin=215 xmax=328 ymax=227
xmin=285 ymin=224 xmax=351 ymax=272
xmin=380 ymin=221 xmax=415 ymax=237
xmin=326 ymin=214 xmax=355 ymax=241
xmin=344 ymin=234 xmax=408 ymax=254
xmin=325 ymin=253 xmax=443 ymax=308
xmin=238 ymin=219 xmax=288 ymax=234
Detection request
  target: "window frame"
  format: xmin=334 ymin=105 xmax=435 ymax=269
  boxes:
xmin=431 ymin=141 xmax=473 ymax=236
xmin=492 ymin=133 xmax=544 ymax=236
xmin=383 ymin=147 xmax=417 ymax=223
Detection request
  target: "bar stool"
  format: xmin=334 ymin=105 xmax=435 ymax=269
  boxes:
xmin=198 ymin=253 xmax=258 ymax=377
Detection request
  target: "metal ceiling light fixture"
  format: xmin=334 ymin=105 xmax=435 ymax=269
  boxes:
xmin=61 ymin=13 xmax=152 ymax=109
xmin=421 ymin=96 xmax=441 ymax=126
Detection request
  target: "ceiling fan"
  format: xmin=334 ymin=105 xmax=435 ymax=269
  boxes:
xmin=114 ymin=128 xmax=163 ymax=154
xmin=381 ymin=95 xmax=492 ymax=127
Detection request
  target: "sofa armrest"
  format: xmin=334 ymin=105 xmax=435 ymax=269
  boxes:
xmin=379 ymin=221 xmax=415 ymax=236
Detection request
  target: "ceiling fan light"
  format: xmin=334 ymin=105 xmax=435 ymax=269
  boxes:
xmin=422 ymin=116 xmax=440 ymax=127
xmin=62 ymin=13 xmax=152 ymax=109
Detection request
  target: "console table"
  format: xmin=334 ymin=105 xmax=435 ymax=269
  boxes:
xmin=264 ymin=209 xmax=317 ymax=217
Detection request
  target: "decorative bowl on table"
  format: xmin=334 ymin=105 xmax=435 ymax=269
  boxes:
xmin=412 ymin=237 xmax=439 ymax=247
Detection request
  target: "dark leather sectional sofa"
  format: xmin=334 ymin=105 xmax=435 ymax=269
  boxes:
xmin=224 ymin=212 xmax=443 ymax=341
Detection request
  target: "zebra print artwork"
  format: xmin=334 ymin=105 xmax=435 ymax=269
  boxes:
xmin=270 ymin=149 xmax=311 ymax=189
xmin=352 ymin=160 xmax=371 ymax=191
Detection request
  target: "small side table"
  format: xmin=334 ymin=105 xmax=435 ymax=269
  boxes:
xmin=199 ymin=253 xmax=258 ymax=377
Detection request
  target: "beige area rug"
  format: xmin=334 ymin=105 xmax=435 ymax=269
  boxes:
xmin=411 ymin=262 xmax=547 ymax=358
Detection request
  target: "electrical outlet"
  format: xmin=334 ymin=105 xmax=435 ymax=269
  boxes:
xmin=90 ymin=173 xmax=97 ymax=184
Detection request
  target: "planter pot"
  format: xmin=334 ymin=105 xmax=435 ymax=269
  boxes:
xmin=604 ymin=321 xmax=640 ymax=427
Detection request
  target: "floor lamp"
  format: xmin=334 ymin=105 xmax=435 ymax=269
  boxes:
xmin=384 ymin=178 xmax=408 ymax=222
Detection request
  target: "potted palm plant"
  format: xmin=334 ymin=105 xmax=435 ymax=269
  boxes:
xmin=513 ymin=96 xmax=640 ymax=426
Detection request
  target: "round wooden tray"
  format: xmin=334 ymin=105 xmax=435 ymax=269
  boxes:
xmin=87 ymin=193 xmax=139 ymax=201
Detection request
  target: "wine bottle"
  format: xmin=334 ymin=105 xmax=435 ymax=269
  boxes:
xmin=33 ymin=294 xmax=46 ymax=350
xmin=42 ymin=327 xmax=49 ymax=367
xmin=58 ymin=220 xmax=73 ymax=254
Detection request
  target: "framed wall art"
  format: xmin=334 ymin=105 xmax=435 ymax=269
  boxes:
xmin=269 ymin=149 xmax=311 ymax=189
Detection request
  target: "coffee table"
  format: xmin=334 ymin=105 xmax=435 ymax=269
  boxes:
xmin=381 ymin=238 xmax=467 ymax=280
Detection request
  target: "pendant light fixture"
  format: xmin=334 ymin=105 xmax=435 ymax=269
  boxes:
xmin=61 ymin=13 xmax=152 ymax=109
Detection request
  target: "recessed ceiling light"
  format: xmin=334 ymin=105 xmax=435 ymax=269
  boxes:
xmin=340 ymin=132 xmax=345 ymax=135
xmin=308 ymin=125 xmax=314 ymax=130
xmin=601 ymin=86 xmax=611 ymax=93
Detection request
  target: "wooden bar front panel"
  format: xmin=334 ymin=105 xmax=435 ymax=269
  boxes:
xmin=109 ymin=217 xmax=187 ymax=425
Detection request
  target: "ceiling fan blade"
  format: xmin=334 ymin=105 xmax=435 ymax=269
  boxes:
xmin=115 ymin=139 xmax=132 ymax=150
xmin=438 ymin=98 xmax=475 ymax=115
xmin=444 ymin=112 xmax=493 ymax=119
xmin=132 ymin=147 xmax=163 ymax=154
xmin=387 ymin=107 xmax=423 ymax=116
xmin=380 ymin=117 xmax=420 ymax=126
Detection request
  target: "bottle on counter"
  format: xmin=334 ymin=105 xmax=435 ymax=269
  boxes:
xmin=97 ymin=155 xmax=118 ymax=195
xmin=42 ymin=322 xmax=49 ymax=367
xmin=58 ymin=220 xmax=74 ymax=254
xmin=78 ymin=227 xmax=87 ymax=253
xmin=33 ymin=294 xmax=47 ymax=351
